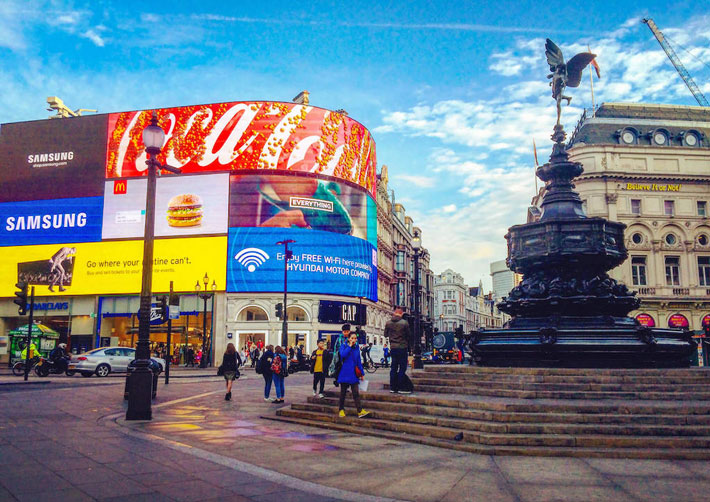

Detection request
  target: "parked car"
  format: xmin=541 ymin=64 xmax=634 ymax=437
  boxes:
xmin=69 ymin=347 xmax=165 ymax=377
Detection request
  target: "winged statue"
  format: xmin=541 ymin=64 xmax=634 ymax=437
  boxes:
xmin=545 ymin=39 xmax=597 ymax=126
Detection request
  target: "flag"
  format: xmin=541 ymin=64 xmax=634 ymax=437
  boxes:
xmin=591 ymin=57 xmax=601 ymax=79
xmin=533 ymin=139 xmax=539 ymax=166
xmin=588 ymin=45 xmax=601 ymax=79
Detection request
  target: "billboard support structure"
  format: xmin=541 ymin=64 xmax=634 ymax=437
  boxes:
xmin=277 ymin=239 xmax=295 ymax=348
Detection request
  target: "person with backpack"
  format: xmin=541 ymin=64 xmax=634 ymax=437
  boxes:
xmin=337 ymin=331 xmax=370 ymax=418
xmin=385 ymin=307 xmax=411 ymax=394
xmin=220 ymin=343 xmax=242 ymax=401
xmin=258 ymin=344 xmax=275 ymax=401
xmin=270 ymin=346 xmax=288 ymax=403
xmin=328 ymin=324 xmax=350 ymax=386
xmin=310 ymin=339 xmax=332 ymax=398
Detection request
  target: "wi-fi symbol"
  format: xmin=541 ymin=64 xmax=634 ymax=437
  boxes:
xmin=234 ymin=248 xmax=270 ymax=272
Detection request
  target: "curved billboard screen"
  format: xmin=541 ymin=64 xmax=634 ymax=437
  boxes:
xmin=106 ymin=101 xmax=377 ymax=196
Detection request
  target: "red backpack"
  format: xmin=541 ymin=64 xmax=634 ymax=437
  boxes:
xmin=271 ymin=355 xmax=282 ymax=375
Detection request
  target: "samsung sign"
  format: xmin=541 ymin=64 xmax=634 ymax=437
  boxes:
xmin=0 ymin=196 xmax=103 ymax=247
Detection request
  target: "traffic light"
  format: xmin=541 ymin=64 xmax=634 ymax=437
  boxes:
xmin=156 ymin=296 xmax=168 ymax=322
xmin=275 ymin=303 xmax=283 ymax=320
xmin=14 ymin=281 xmax=28 ymax=315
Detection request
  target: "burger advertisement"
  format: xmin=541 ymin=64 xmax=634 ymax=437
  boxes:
xmin=101 ymin=173 xmax=229 ymax=239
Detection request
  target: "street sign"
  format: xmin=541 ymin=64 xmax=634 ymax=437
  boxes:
xmin=169 ymin=305 xmax=180 ymax=320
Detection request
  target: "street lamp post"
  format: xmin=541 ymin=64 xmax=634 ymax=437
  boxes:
xmin=276 ymin=239 xmax=295 ymax=348
xmin=412 ymin=231 xmax=423 ymax=369
xmin=126 ymin=112 xmax=180 ymax=421
xmin=195 ymin=274 xmax=216 ymax=368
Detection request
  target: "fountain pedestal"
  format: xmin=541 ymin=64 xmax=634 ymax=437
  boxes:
xmin=471 ymin=127 xmax=695 ymax=368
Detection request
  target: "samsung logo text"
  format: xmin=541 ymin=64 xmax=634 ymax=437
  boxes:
xmin=6 ymin=213 xmax=87 ymax=231
xmin=27 ymin=152 xmax=74 ymax=163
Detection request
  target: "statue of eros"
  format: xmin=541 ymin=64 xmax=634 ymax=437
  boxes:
xmin=545 ymin=39 xmax=597 ymax=127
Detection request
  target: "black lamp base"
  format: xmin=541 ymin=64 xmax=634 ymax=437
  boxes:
xmin=125 ymin=369 xmax=154 ymax=420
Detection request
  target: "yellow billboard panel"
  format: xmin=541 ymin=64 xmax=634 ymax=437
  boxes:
xmin=1 ymin=236 xmax=227 ymax=297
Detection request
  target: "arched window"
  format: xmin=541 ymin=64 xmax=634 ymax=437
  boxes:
xmin=287 ymin=306 xmax=309 ymax=322
xmin=237 ymin=306 xmax=269 ymax=321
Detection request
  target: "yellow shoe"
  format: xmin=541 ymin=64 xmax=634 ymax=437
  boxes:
xmin=338 ymin=410 xmax=346 ymax=418
xmin=358 ymin=409 xmax=370 ymax=418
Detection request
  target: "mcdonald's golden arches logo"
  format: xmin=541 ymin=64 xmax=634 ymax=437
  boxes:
xmin=113 ymin=180 xmax=127 ymax=195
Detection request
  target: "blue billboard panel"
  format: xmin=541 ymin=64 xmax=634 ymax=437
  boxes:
xmin=0 ymin=196 xmax=103 ymax=247
xmin=227 ymin=227 xmax=377 ymax=301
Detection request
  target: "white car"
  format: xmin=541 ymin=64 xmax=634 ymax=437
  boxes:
xmin=69 ymin=347 xmax=166 ymax=377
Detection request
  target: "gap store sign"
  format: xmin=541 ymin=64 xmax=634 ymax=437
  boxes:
xmin=227 ymin=227 xmax=377 ymax=301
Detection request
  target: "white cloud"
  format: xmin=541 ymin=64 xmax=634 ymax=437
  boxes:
xmin=81 ymin=29 xmax=106 ymax=47
xmin=441 ymin=204 xmax=457 ymax=213
xmin=394 ymin=174 xmax=435 ymax=188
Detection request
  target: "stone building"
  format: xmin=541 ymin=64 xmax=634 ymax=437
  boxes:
xmin=535 ymin=102 xmax=710 ymax=340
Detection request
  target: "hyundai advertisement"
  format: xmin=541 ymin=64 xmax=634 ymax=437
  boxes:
xmin=227 ymin=227 xmax=377 ymax=301
xmin=0 ymin=196 xmax=103 ymax=247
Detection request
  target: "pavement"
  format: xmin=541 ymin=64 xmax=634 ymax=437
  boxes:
xmin=1 ymin=366 xmax=709 ymax=501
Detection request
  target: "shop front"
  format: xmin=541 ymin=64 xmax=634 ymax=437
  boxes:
xmin=0 ymin=296 xmax=96 ymax=364
xmin=98 ymin=294 xmax=214 ymax=365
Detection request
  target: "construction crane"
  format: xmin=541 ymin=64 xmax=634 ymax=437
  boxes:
xmin=642 ymin=18 xmax=709 ymax=107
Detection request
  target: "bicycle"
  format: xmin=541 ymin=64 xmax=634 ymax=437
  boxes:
xmin=12 ymin=357 xmax=40 ymax=377
xmin=362 ymin=358 xmax=377 ymax=373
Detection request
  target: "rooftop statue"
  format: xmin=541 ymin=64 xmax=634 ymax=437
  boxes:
xmin=545 ymin=39 xmax=596 ymax=127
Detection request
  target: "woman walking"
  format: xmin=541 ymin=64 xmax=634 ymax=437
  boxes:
xmin=337 ymin=332 xmax=370 ymax=418
xmin=271 ymin=346 xmax=288 ymax=404
xmin=221 ymin=343 xmax=242 ymax=401
xmin=261 ymin=344 xmax=275 ymax=401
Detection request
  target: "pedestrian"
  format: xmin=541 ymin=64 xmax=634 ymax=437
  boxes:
xmin=253 ymin=346 xmax=260 ymax=368
xmin=328 ymin=324 xmax=350 ymax=386
xmin=195 ymin=349 xmax=202 ymax=366
xmin=310 ymin=339 xmax=332 ymax=398
xmin=187 ymin=347 xmax=195 ymax=367
xmin=337 ymin=331 xmax=370 ymax=418
xmin=271 ymin=346 xmax=288 ymax=404
xmin=383 ymin=343 xmax=390 ymax=367
xmin=260 ymin=344 xmax=275 ymax=401
xmin=220 ymin=343 xmax=242 ymax=401
xmin=385 ymin=307 xmax=411 ymax=394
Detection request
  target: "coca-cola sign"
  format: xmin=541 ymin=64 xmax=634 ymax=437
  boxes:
xmin=106 ymin=101 xmax=377 ymax=195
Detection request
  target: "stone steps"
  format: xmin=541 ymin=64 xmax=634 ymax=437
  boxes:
xmin=293 ymin=401 xmax=710 ymax=436
xmin=307 ymin=396 xmax=710 ymax=425
xmin=268 ymin=367 xmax=710 ymax=459
xmin=273 ymin=408 xmax=710 ymax=459
xmin=410 ymin=377 xmax=710 ymax=392
xmin=268 ymin=413 xmax=710 ymax=459
xmin=390 ymin=382 xmax=710 ymax=401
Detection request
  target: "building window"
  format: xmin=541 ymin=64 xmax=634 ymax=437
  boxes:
xmin=699 ymin=257 xmax=710 ymax=286
xmin=631 ymin=199 xmax=641 ymax=215
xmin=237 ymin=306 xmax=269 ymax=321
xmin=665 ymin=233 xmax=677 ymax=246
xmin=631 ymin=232 xmax=643 ymax=245
xmin=396 ymin=283 xmax=406 ymax=306
xmin=698 ymin=201 xmax=707 ymax=217
xmin=652 ymin=129 xmax=670 ymax=146
xmin=699 ymin=234 xmax=709 ymax=246
xmin=665 ymin=256 xmax=680 ymax=286
xmin=631 ymin=256 xmax=647 ymax=286
xmin=395 ymin=251 xmax=405 ymax=272
xmin=664 ymin=200 xmax=675 ymax=216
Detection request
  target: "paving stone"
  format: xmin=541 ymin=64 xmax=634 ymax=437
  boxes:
xmin=152 ymin=479 xmax=235 ymax=502
xmin=56 ymin=465 xmax=119 ymax=484
xmin=12 ymin=487 xmax=97 ymax=502
xmin=102 ymin=492 xmax=176 ymax=502
xmin=441 ymin=470 xmax=517 ymax=502
xmin=584 ymin=458 xmax=691 ymax=477
xmin=495 ymin=456 xmax=606 ymax=484
xmin=515 ymin=482 xmax=637 ymax=502
xmin=613 ymin=477 xmax=710 ymax=502
xmin=105 ymin=457 xmax=176 ymax=475
xmin=75 ymin=478 xmax=153 ymax=499
xmin=1 ymin=471 xmax=73 ymax=495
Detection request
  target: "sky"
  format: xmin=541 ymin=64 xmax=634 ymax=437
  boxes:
xmin=2 ymin=0 xmax=710 ymax=291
